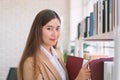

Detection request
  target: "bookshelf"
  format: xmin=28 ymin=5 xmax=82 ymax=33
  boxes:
xmin=75 ymin=0 xmax=120 ymax=80
xmin=76 ymin=0 xmax=115 ymax=60
xmin=83 ymin=31 xmax=114 ymax=41
xmin=70 ymin=0 xmax=116 ymax=79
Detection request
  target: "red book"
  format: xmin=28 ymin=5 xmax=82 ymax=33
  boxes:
xmin=66 ymin=55 xmax=83 ymax=80
xmin=89 ymin=57 xmax=113 ymax=80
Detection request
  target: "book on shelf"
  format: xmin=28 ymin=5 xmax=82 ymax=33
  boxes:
xmin=103 ymin=0 xmax=109 ymax=33
xmin=93 ymin=1 xmax=98 ymax=35
xmin=89 ymin=12 xmax=94 ymax=36
xmin=102 ymin=0 xmax=105 ymax=33
xmin=77 ymin=23 xmax=80 ymax=39
xmin=108 ymin=0 xmax=115 ymax=31
xmin=80 ymin=19 xmax=85 ymax=38
xmin=109 ymin=0 xmax=112 ymax=31
xmin=103 ymin=61 xmax=114 ymax=80
xmin=111 ymin=0 xmax=115 ymax=30
xmin=98 ymin=0 xmax=104 ymax=35
xmin=84 ymin=16 xmax=90 ymax=38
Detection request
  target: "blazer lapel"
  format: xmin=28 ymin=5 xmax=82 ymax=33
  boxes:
xmin=56 ymin=51 xmax=69 ymax=80
xmin=37 ymin=50 xmax=61 ymax=80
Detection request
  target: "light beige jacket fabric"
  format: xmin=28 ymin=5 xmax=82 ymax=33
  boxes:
xmin=23 ymin=49 xmax=69 ymax=80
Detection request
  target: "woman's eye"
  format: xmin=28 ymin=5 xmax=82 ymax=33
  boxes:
xmin=56 ymin=27 xmax=60 ymax=31
xmin=47 ymin=28 xmax=51 ymax=30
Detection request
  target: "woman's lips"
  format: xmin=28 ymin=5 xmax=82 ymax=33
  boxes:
xmin=49 ymin=39 xmax=56 ymax=41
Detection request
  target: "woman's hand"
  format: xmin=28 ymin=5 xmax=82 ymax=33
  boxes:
xmin=75 ymin=61 xmax=91 ymax=80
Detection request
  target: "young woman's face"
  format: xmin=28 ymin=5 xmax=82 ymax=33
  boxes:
xmin=42 ymin=18 xmax=61 ymax=48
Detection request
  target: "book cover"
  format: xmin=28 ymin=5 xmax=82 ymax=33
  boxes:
xmin=66 ymin=55 xmax=83 ymax=80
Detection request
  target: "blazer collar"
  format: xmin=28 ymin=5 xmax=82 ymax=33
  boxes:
xmin=56 ymin=50 xmax=69 ymax=80
xmin=37 ymin=50 xmax=61 ymax=80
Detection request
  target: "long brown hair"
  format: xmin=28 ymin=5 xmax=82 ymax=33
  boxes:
xmin=18 ymin=9 xmax=61 ymax=80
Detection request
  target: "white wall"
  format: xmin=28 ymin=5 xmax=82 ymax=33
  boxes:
xmin=0 ymin=0 xmax=70 ymax=79
xmin=70 ymin=0 xmax=83 ymax=41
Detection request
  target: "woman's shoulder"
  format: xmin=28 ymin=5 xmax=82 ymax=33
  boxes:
xmin=23 ymin=57 xmax=35 ymax=80
xmin=24 ymin=57 xmax=34 ymax=67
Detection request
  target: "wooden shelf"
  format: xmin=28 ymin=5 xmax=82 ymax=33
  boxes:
xmin=83 ymin=31 xmax=114 ymax=41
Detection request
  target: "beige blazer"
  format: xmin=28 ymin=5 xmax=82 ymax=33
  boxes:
xmin=23 ymin=49 xmax=69 ymax=80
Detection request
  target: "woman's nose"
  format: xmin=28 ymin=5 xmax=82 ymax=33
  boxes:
xmin=52 ymin=30 xmax=58 ymax=37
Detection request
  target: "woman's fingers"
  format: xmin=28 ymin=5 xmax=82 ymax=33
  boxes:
xmin=82 ymin=62 xmax=91 ymax=79
xmin=76 ymin=67 xmax=91 ymax=80
xmin=83 ymin=61 xmax=90 ymax=69
xmin=76 ymin=61 xmax=91 ymax=80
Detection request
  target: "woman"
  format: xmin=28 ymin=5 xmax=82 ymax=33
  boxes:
xmin=17 ymin=9 xmax=91 ymax=80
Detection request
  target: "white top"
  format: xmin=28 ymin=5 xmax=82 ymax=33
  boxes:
xmin=40 ymin=46 xmax=66 ymax=80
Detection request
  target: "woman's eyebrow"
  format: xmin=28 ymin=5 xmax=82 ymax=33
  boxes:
xmin=47 ymin=25 xmax=53 ymax=27
xmin=57 ymin=26 xmax=60 ymax=27
xmin=47 ymin=25 xmax=60 ymax=28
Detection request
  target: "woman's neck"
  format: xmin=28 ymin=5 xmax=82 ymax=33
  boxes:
xmin=41 ymin=45 xmax=53 ymax=55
